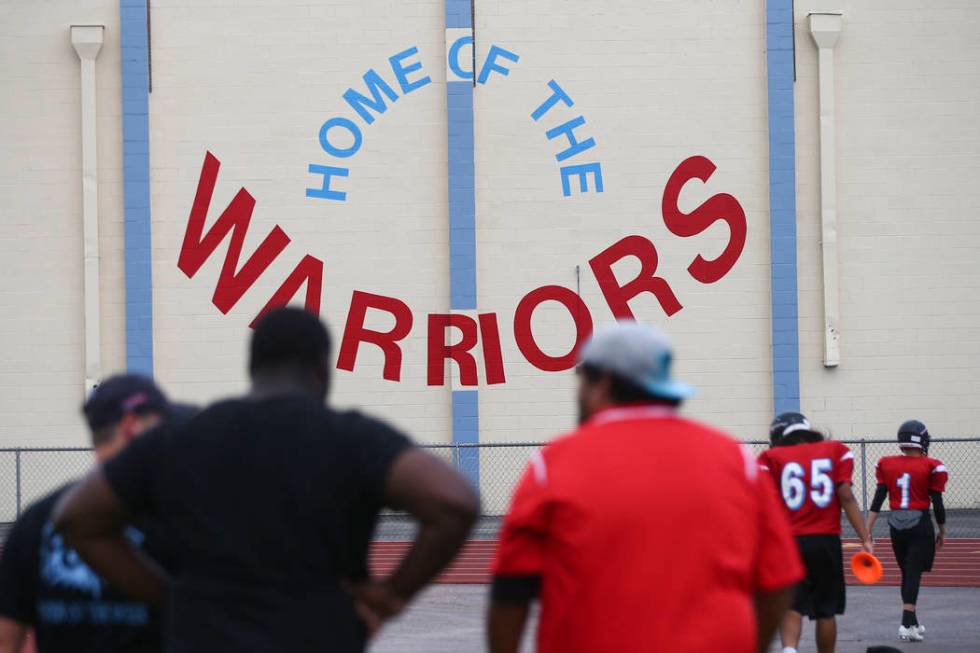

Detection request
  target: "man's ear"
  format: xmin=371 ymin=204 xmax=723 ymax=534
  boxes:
xmin=118 ymin=412 xmax=141 ymax=443
xmin=597 ymin=373 xmax=614 ymax=400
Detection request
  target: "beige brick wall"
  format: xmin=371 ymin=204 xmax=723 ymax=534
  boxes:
xmin=794 ymin=1 xmax=980 ymax=440
xmin=475 ymin=0 xmax=774 ymax=442
xmin=148 ymin=0 xmax=772 ymax=443
xmin=147 ymin=0 xmax=453 ymax=439
xmin=0 ymin=0 xmax=978 ymax=461
xmin=0 ymin=0 xmax=125 ymax=448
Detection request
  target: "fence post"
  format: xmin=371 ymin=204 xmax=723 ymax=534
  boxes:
xmin=453 ymin=444 xmax=460 ymax=472
xmin=14 ymin=449 xmax=21 ymax=518
xmin=860 ymin=439 xmax=868 ymax=513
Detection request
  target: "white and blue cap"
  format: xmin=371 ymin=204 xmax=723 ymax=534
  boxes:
xmin=577 ymin=321 xmax=695 ymax=401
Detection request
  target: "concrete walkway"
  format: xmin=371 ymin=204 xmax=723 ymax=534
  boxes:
xmin=371 ymin=585 xmax=980 ymax=652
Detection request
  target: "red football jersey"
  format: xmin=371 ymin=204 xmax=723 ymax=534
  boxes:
xmin=875 ymin=455 xmax=948 ymax=510
xmin=758 ymin=440 xmax=854 ymax=536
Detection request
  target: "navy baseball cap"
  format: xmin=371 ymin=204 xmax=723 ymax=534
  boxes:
xmin=82 ymin=374 xmax=172 ymax=431
xmin=577 ymin=321 xmax=694 ymax=401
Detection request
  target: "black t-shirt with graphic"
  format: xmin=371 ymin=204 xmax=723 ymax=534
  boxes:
xmin=102 ymin=395 xmax=412 ymax=653
xmin=0 ymin=484 xmax=169 ymax=652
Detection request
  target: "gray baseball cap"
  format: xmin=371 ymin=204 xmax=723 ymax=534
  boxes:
xmin=577 ymin=321 xmax=695 ymax=401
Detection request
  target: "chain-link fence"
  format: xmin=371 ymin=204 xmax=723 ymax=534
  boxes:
xmin=0 ymin=448 xmax=94 ymax=522
xmin=1 ymin=440 xmax=978 ymax=541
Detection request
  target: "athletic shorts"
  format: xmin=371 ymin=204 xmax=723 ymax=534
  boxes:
xmin=792 ymin=534 xmax=845 ymax=620
xmin=891 ymin=516 xmax=936 ymax=573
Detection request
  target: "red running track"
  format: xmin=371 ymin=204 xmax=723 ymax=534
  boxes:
xmin=370 ymin=539 xmax=980 ymax=588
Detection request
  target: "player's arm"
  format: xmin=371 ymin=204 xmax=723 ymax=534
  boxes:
xmin=867 ymin=482 xmax=888 ymax=536
xmin=352 ymin=449 xmax=478 ymax=631
xmin=488 ymin=599 xmax=532 ymax=653
xmin=754 ymin=586 xmax=793 ymax=653
xmin=51 ymin=469 xmax=170 ymax=606
xmin=833 ymin=445 xmax=872 ymax=552
xmin=929 ymin=461 xmax=949 ymax=549
xmin=931 ymin=491 xmax=946 ymax=548
xmin=837 ymin=482 xmax=873 ymax=553
xmin=0 ymin=618 xmax=26 ymax=653
xmin=487 ymin=457 xmax=549 ymax=653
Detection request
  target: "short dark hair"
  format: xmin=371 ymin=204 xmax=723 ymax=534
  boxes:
xmin=249 ymin=307 xmax=331 ymax=377
xmin=780 ymin=429 xmax=825 ymax=446
xmin=579 ymin=363 xmax=681 ymax=407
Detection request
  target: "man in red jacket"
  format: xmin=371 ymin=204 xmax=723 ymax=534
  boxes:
xmin=759 ymin=413 xmax=874 ymax=653
xmin=487 ymin=321 xmax=803 ymax=653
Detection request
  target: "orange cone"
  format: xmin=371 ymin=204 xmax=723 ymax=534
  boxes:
xmin=851 ymin=551 xmax=883 ymax=584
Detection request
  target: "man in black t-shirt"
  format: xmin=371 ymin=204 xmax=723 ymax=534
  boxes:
xmin=53 ymin=308 xmax=479 ymax=652
xmin=0 ymin=375 xmax=179 ymax=653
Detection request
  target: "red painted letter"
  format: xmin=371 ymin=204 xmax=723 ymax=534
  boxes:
xmin=514 ymin=285 xmax=593 ymax=372
xmin=249 ymin=255 xmax=324 ymax=328
xmin=427 ymin=314 xmax=479 ymax=387
xmin=337 ymin=291 xmax=414 ymax=381
xmin=426 ymin=313 xmax=506 ymax=386
xmin=662 ymin=155 xmax=747 ymax=284
xmin=589 ymin=235 xmax=682 ymax=318
xmin=479 ymin=313 xmax=506 ymax=385
xmin=178 ymin=152 xmax=291 ymax=313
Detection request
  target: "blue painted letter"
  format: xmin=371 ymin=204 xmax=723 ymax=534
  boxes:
xmin=545 ymin=116 xmax=595 ymax=162
xmin=343 ymin=69 xmax=399 ymax=125
xmin=318 ymin=117 xmax=362 ymax=159
xmin=531 ymin=80 xmax=573 ymax=121
xmin=477 ymin=45 xmax=519 ymax=85
xmin=560 ymin=162 xmax=604 ymax=196
xmin=306 ymin=165 xmax=349 ymax=201
xmin=389 ymin=46 xmax=431 ymax=94
xmin=448 ymin=35 xmax=473 ymax=81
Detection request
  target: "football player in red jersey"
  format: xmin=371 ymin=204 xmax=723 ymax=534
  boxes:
xmin=759 ymin=413 xmax=873 ymax=653
xmin=867 ymin=420 xmax=949 ymax=643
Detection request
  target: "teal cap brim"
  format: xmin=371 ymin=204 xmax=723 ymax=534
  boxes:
xmin=643 ymin=378 xmax=696 ymax=401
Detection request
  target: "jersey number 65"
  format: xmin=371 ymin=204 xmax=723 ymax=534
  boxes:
xmin=781 ymin=459 xmax=834 ymax=511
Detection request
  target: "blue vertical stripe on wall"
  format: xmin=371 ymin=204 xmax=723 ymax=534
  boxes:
xmin=452 ymin=390 xmax=480 ymax=487
xmin=766 ymin=0 xmax=801 ymax=413
xmin=446 ymin=0 xmax=479 ymax=487
xmin=445 ymin=0 xmax=472 ymax=29
xmin=448 ymin=82 xmax=476 ymax=311
xmin=120 ymin=0 xmax=154 ymax=375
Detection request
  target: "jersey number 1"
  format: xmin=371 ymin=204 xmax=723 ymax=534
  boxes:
xmin=781 ymin=458 xmax=834 ymax=511
xmin=897 ymin=472 xmax=911 ymax=509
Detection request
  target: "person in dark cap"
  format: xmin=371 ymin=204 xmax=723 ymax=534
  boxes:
xmin=868 ymin=420 xmax=949 ymax=643
xmin=53 ymin=307 xmax=478 ymax=652
xmin=0 ymin=374 xmax=178 ymax=653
